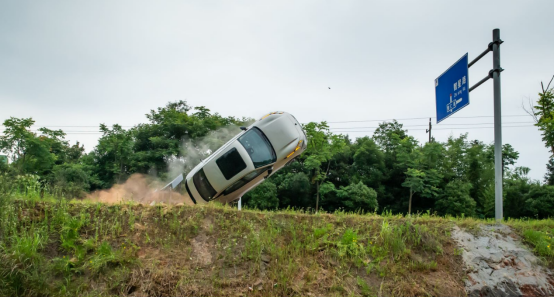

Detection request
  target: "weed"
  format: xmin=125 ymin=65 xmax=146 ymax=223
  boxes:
xmin=357 ymin=276 xmax=374 ymax=296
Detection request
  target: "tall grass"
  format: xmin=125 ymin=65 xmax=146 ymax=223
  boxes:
xmin=1 ymin=179 xmax=554 ymax=296
xmin=506 ymin=217 xmax=554 ymax=267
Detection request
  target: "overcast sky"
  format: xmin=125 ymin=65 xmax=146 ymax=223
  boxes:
xmin=1 ymin=0 xmax=553 ymax=181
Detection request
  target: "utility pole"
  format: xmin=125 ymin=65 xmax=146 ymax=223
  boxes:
xmin=492 ymin=29 xmax=503 ymax=222
xmin=425 ymin=117 xmax=432 ymax=143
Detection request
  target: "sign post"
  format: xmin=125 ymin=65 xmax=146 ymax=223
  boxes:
xmin=435 ymin=29 xmax=504 ymax=222
xmin=492 ymin=29 xmax=503 ymax=221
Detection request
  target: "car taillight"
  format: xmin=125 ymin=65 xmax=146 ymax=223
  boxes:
xmin=260 ymin=111 xmax=284 ymax=120
xmin=285 ymin=140 xmax=303 ymax=159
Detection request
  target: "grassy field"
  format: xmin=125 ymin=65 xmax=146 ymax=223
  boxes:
xmin=1 ymin=192 xmax=553 ymax=297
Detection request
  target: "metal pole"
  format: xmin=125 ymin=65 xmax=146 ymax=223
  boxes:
xmin=468 ymin=46 xmax=491 ymax=68
xmin=493 ymin=29 xmax=503 ymax=222
xmin=469 ymin=74 xmax=492 ymax=93
xmin=426 ymin=118 xmax=432 ymax=143
xmin=238 ymin=197 xmax=242 ymax=210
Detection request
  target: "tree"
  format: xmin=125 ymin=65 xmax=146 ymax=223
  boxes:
xmin=318 ymin=182 xmax=340 ymax=211
xmin=371 ymin=121 xmax=413 ymax=213
xmin=337 ymin=181 xmax=378 ymax=212
xmin=87 ymin=124 xmax=133 ymax=187
xmin=0 ymin=117 xmax=37 ymax=173
xmin=485 ymin=143 xmax=520 ymax=174
xmin=243 ymin=181 xmax=279 ymax=210
xmin=373 ymin=120 xmax=407 ymax=153
xmin=130 ymin=101 xmax=247 ymax=178
xmin=396 ymin=135 xmax=441 ymax=214
xmin=303 ymin=122 xmax=347 ymax=212
xmin=467 ymin=140 xmax=494 ymax=215
xmin=545 ymin=157 xmax=554 ymax=185
xmin=435 ymin=180 xmax=476 ymax=217
xmin=49 ymin=163 xmax=91 ymax=198
xmin=530 ymin=76 xmax=554 ymax=155
xmin=503 ymin=167 xmax=532 ymax=218
xmin=0 ymin=117 xmax=73 ymax=176
xmin=523 ymin=184 xmax=554 ymax=219
xmin=352 ymin=137 xmax=385 ymax=188
xmin=402 ymin=168 xmax=425 ymax=215
xmin=318 ymin=181 xmax=378 ymax=212
xmin=442 ymin=134 xmax=469 ymax=180
xmin=526 ymin=76 xmax=554 ymax=183
xmin=275 ymin=171 xmax=312 ymax=209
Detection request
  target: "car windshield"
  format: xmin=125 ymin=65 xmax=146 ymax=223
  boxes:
xmin=238 ymin=128 xmax=276 ymax=168
xmin=192 ymin=168 xmax=217 ymax=201
xmin=223 ymin=167 xmax=270 ymax=196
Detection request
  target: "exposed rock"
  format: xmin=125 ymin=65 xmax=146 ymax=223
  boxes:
xmin=453 ymin=224 xmax=554 ymax=296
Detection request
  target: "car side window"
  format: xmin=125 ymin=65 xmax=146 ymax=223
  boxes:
xmin=223 ymin=167 xmax=270 ymax=196
xmin=216 ymin=147 xmax=247 ymax=180
xmin=238 ymin=128 xmax=276 ymax=168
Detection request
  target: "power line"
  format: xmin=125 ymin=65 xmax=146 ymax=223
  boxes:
xmin=0 ymin=125 xmax=539 ymax=137
xmin=0 ymin=123 xmax=538 ymax=133
xmin=329 ymin=125 xmax=535 ymax=132
xmin=3 ymin=121 xmax=536 ymax=133
xmin=330 ymin=121 xmax=535 ymax=129
xmin=32 ymin=125 xmax=134 ymax=128
xmin=1 ymin=114 xmax=532 ymax=128
xmin=327 ymin=114 xmax=531 ymax=124
xmin=0 ymin=115 xmax=537 ymax=136
xmin=433 ymin=125 xmax=535 ymax=130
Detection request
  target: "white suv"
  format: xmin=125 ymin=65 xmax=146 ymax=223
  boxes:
xmin=184 ymin=111 xmax=307 ymax=204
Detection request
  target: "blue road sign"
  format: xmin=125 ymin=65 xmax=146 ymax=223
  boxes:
xmin=435 ymin=53 xmax=469 ymax=123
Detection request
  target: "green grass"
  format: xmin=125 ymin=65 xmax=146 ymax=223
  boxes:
xmin=506 ymin=218 xmax=554 ymax=267
xmin=1 ymin=188 xmax=553 ymax=296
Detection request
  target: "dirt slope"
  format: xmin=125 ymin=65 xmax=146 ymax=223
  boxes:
xmin=2 ymin=199 xmax=553 ymax=297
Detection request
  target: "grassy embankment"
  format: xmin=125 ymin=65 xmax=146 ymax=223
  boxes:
xmin=1 ymin=190 xmax=553 ymax=297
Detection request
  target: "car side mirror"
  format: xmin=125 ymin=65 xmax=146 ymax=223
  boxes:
xmin=240 ymin=126 xmax=247 ymax=131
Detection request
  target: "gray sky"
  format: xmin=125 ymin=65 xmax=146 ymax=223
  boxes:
xmin=1 ymin=0 xmax=553 ymax=181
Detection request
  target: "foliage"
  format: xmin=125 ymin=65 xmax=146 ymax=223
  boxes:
xmin=2 ymin=98 xmax=554 ymax=219
xmin=529 ymin=76 xmax=554 ymax=184
xmin=533 ymin=79 xmax=554 ymax=155
xmin=338 ymin=181 xmax=378 ymax=212
xmin=523 ymin=229 xmax=554 ymax=260
xmin=303 ymin=121 xmax=347 ymax=211
xmin=243 ymin=181 xmax=279 ymax=210
xmin=320 ymin=181 xmax=378 ymax=212
xmin=49 ymin=163 xmax=91 ymax=198
xmin=435 ymin=180 xmax=476 ymax=217
xmin=523 ymin=184 xmax=554 ymax=219
xmin=402 ymin=168 xmax=425 ymax=214
xmin=506 ymin=218 xmax=554 ymax=267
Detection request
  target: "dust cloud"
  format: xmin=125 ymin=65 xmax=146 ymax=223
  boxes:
xmin=87 ymin=123 xmax=252 ymax=206
xmin=169 ymin=125 xmax=244 ymax=176
xmin=87 ymin=174 xmax=194 ymax=205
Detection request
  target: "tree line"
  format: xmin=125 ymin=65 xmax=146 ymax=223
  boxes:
xmin=1 ymin=83 xmax=553 ymax=218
